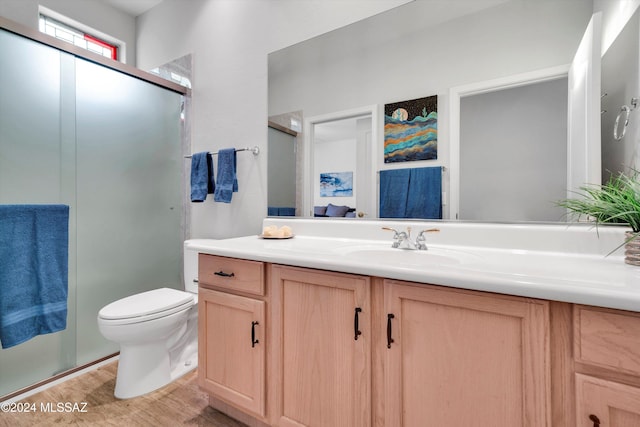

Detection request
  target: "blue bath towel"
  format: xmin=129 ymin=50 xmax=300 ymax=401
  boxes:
xmin=379 ymin=169 xmax=410 ymax=218
xmin=0 ymin=205 xmax=69 ymax=349
xmin=190 ymin=152 xmax=215 ymax=202
xmin=214 ymin=148 xmax=238 ymax=203
xmin=407 ymin=167 xmax=442 ymax=219
xmin=379 ymin=167 xmax=442 ymax=219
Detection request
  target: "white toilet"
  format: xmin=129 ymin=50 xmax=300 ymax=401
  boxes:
xmin=97 ymin=241 xmax=200 ymax=399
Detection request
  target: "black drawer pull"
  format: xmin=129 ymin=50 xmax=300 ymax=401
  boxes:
xmin=214 ymin=271 xmax=235 ymax=278
xmin=354 ymin=307 xmax=362 ymax=340
xmin=251 ymin=321 xmax=259 ymax=347
xmin=387 ymin=313 xmax=395 ymax=348
xmin=589 ymin=414 xmax=600 ymax=427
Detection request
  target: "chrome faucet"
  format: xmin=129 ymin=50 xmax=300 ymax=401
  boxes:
xmin=415 ymin=228 xmax=440 ymax=250
xmin=383 ymin=227 xmax=440 ymax=250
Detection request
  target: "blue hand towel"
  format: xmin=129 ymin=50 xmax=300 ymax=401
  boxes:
xmin=206 ymin=153 xmax=216 ymax=195
xmin=0 ymin=205 xmax=69 ymax=349
xmin=407 ymin=167 xmax=442 ymax=219
xmin=214 ymin=148 xmax=238 ymax=203
xmin=379 ymin=169 xmax=410 ymax=218
xmin=190 ymin=152 xmax=215 ymax=202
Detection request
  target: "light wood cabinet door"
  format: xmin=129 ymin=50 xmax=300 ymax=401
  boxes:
xmin=198 ymin=287 xmax=266 ymax=417
xmin=576 ymin=374 xmax=640 ymax=427
xmin=271 ymin=265 xmax=371 ymax=427
xmin=383 ymin=280 xmax=550 ymax=427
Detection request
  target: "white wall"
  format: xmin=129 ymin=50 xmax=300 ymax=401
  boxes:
xmin=0 ymin=0 xmax=137 ymax=64
xmin=595 ymin=0 xmax=640 ymax=54
xmin=135 ymin=0 xmax=411 ymax=238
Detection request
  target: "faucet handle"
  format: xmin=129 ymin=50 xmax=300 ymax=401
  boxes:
xmin=382 ymin=227 xmax=401 ymax=248
xmin=417 ymin=228 xmax=440 ymax=236
xmin=416 ymin=228 xmax=440 ymax=250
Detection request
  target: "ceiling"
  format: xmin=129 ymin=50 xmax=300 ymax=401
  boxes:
xmin=99 ymin=0 xmax=163 ymax=17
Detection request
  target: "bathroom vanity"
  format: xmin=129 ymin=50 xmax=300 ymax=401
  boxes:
xmin=192 ymin=219 xmax=640 ymax=427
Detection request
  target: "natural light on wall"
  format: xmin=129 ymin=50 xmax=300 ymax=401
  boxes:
xmin=38 ymin=12 xmax=120 ymax=61
xmin=149 ymin=68 xmax=192 ymax=89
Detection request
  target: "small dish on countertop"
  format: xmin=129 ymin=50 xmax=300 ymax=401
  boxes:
xmin=261 ymin=225 xmax=294 ymax=239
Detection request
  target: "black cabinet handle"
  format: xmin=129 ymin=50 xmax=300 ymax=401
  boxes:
xmin=354 ymin=307 xmax=362 ymax=340
xmin=214 ymin=271 xmax=235 ymax=278
xmin=589 ymin=414 xmax=600 ymax=427
xmin=387 ymin=313 xmax=395 ymax=348
xmin=251 ymin=321 xmax=259 ymax=348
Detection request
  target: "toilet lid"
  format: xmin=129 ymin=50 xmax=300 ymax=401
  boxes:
xmin=99 ymin=288 xmax=194 ymax=320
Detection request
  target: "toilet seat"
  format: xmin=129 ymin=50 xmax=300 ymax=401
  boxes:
xmin=98 ymin=288 xmax=194 ymax=326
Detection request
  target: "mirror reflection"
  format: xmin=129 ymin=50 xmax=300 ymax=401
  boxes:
xmin=601 ymin=6 xmax=640 ymax=184
xmin=312 ymin=115 xmax=373 ymax=218
xmin=268 ymin=0 xmax=639 ymax=222
xmin=459 ymin=77 xmax=568 ymax=222
xmin=267 ymin=124 xmax=297 ymax=217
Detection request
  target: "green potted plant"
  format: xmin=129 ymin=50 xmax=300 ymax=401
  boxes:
xmin=558 ymin=170 xmax=640 ymax=265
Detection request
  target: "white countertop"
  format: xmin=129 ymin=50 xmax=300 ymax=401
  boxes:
xmin=186 ymin=219 xmax=640 ymax=312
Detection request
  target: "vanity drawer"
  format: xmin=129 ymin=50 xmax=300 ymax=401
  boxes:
xmin=574 ymin=305 xmax=640 ymax=376
xmin=198 ymin=254 xmax=265 ymax=296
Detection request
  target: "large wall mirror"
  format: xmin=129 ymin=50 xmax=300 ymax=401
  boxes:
xmin=268 ymin=0 xmax=640 ymax=222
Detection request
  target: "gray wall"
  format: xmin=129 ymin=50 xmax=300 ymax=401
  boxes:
xmin=459 ymin=78 xmax=568 ymax=222
xmin=268 ymin=127 xmax=296 ymax=209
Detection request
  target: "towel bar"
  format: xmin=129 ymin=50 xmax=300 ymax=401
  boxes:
xmin=377 ymin=165 xmax=446 ymax=172
xmin=184 ymin=146 xmax=259 ymax=158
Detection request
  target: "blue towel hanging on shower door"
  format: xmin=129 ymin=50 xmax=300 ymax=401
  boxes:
xmin=0 ymin=204 xmax=69 ymax=349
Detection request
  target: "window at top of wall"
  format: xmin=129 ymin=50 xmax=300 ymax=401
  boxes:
xmin=38 ymin=14 xmax=120 ymax=61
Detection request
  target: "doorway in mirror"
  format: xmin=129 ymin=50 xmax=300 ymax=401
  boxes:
xmin=268 ymin=124 xmax=297 ymax=216
xmin=304 ymin=105 xmax=378 ymax=218
xmin=459 ymin=77 xmax=569 ymax=222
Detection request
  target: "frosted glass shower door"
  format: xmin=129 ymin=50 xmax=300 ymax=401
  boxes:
xmin=0 ymin=27 xmax=183 ymax=398
xmin=74 ymin=59 xmax=183 ymax=365
xmin=0 ymin=30 xmax=76 ymax=396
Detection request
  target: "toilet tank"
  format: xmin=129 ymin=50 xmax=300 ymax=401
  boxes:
xmin=183 ymin=240 xmax=200 ymax=294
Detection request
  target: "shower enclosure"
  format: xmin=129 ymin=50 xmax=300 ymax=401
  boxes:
xmin=0 ymin=26 xmax=185 ymax=397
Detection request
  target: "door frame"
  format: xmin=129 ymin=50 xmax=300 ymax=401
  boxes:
xmin=303 ymin=105 xmax=379 ymax=217
xmin=448 ymin=64 xmax=570 ymax=220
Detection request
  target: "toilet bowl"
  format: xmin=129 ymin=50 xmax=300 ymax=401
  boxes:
xmin=97 ymin=242 xmax=200 ymax=399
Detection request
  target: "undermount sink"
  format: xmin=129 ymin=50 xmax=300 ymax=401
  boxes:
xmin=334 ymin=244 xmax=480 ymax=267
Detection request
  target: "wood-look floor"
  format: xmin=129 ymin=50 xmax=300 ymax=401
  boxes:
xmin=0 ymin=362 xmax=246 ymax=427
